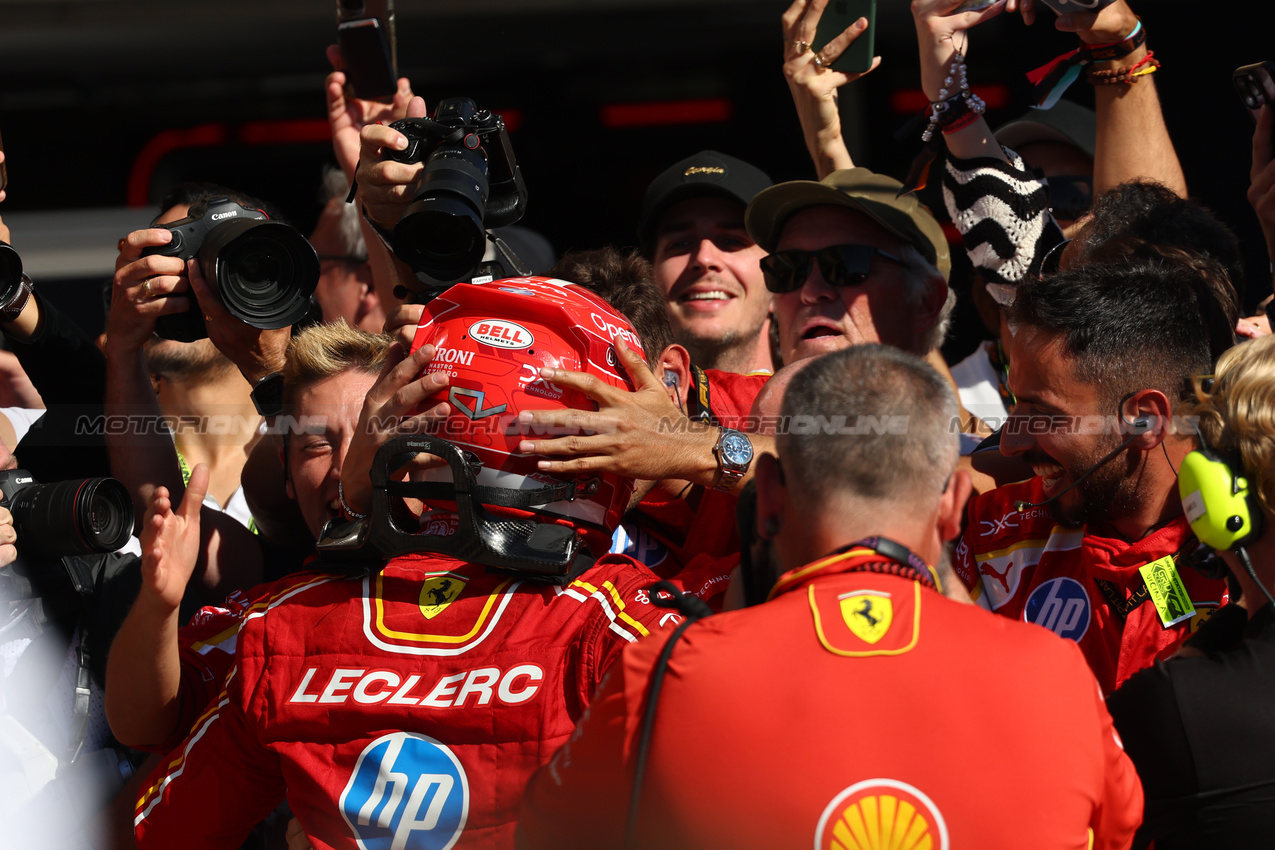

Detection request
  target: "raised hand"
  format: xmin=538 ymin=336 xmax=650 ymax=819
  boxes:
xmin=782 ymin=0 xmax=880 ymax=177
xmin=354 ymin=95 xmax=430 ymax=233
xmin=139 ymin=463 xmax=210 ymax=613
xmin=324 ymin=43 xmax=416 ymax=183
xmin=106 ymin=228 xmax=192 ymax=355
xmin=339 ymin=342 xmax=451 ymax=516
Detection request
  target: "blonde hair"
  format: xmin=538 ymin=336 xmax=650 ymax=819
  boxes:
xmin=282 ymin=320 xmax=393 ymax=413
xmin=1182 ymin=334 xmax=1275 ymax=518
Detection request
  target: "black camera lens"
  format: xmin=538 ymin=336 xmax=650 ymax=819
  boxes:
xmin=393 ymin=198 xmax=486 ymax=283
xmin=393 ymin=148 xmax=489 ymax=283
xmin=8 ymin=477 xmax=134 ymax=558
xmin=201 ymin=220 xmax=320 ymax=329
xmin=0 ymin=241 xmax=23 ymax=301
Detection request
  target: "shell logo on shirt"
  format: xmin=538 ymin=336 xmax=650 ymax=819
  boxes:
xmin=339 ymin=732 xmax=469 ymax=850
xmin=816 ymin=778 xmax=949 ymax=850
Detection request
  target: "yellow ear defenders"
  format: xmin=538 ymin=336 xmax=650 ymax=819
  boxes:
xmin=1178 ymin=444 xmax=1264 ymax=552
xmin=1178 ymin=443 xmax=1275 ymax=610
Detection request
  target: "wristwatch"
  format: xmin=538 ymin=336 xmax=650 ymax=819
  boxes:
xmin=0 ymin=273 xmax=34 ymax=323
xmin=250 ymin=372 xmax=285 ymax=418
xmin=711 ymin=427 xmax=754 ymax=492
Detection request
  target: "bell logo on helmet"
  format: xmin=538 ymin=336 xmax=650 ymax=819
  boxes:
xmin=339 ymin=732 xmax=469 ymax=850
xmin=469 ymin=320 xmax=533 ymax=350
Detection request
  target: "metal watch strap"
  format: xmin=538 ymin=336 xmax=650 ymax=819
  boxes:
xmin=250 ymin=371 xmax=285 ymax=418
xmin=0 ymin=273 xmax=34 ymax=323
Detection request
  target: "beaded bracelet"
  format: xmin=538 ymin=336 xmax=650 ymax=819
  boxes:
xmin=921 ymin=50 xmax=986 ymax=143
xmin=1088 ymin=51 xmax=1161 ymax=85
xmin=339 ymin=480 xmax=369 ymax=521
xmin=1028 ymin=18 xmax=1148 ymax=106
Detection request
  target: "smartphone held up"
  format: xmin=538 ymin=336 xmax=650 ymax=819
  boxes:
xmin=337 ymin=0 xmax=398 ymax=102
xmin=811 ymin=0 xmax=876 ymax=75
xmin=1234 ymin=61 xmax=1275 ymax=123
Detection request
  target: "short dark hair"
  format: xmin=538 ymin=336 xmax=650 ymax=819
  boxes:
xmin=779 ymin=345 xmax=958 ymax=504
xmin=1072 ymin=180 xmax=1246 ymax=298
xmin=154 ymin=182 xmax=288 ymax=226
xmin=1009 ymin=247 xmax=1238 ymax=406
xmin=548 ymin=247 xmax=675 ymax=356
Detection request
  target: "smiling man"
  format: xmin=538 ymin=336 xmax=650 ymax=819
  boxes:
xmin=639 ymin=151 xmax=774 ymax=375
xmin=953 ymin=250 xmax=1237 ymax=694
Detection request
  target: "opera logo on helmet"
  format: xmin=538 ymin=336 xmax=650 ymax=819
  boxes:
xmin=469 ymin=320 xmax=533 ymax=350
xmin=339 ymin=732 xmax=470 ymax=850
xmin=1023 ymin=577 xmax=1091 ymax=642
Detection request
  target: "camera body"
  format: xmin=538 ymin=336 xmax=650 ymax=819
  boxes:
xmin=0 ymin=469 xmax=134 ymax=561
xmin=142 ymin=198 xmax=320 ymax=342
xmin=385 ymin=98 xmax=527 ymax=285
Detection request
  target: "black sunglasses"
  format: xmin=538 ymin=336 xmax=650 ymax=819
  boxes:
xmin=761 ymin=244 xmax=904 ymax=293
xmin=1039 ymin=237 xmax=1072 ymax=277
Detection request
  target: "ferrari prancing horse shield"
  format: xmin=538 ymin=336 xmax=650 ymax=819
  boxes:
xmin=419 ymin=575 xmax=467 ymax=619
xmin=839 ymin=590 xmax=893 ymax=644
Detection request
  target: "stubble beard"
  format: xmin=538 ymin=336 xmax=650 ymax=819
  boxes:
xmin=1048 ymin=439 xmax=1143 ymax=530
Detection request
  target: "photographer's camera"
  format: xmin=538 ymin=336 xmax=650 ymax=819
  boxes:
xmin=142 ymin=198 xmax=320 ymax=342
xmin=385 ymin=97 xmax=527 ymax=284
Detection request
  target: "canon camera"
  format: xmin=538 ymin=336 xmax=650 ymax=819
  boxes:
xmin=0 ymin=469 xmax=134 ymax=559
xmin=143 ymin=198 xmax=320 ymax=342
xmin=385 ymin=98 xmax=527 ymax=285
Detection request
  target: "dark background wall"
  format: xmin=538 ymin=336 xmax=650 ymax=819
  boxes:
xmin=0 ymin=0 xmax=1267 ymax=358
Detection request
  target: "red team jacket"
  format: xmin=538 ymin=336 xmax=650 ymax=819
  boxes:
xmin=133 ymin=552 xmax=672 ymax=850
xmin=955 ymin=477 xmax=1228 ymax=694
xmin=518 ymin=546 xmax=1143 ymax=850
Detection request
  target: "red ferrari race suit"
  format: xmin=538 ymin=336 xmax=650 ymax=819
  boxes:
xmin=608 ymin=366 xmax=768 ymax=608
xmin=133 ymin=551 xmax=673 ymax=850
xmin=517 ymin=543 xmax=1143 ymax=850
xmin=954 ymin=477 xmax=1229 ymax=694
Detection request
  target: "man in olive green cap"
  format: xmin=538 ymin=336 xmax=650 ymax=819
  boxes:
xmin=745 ymin=167 xmax=953 ymax=363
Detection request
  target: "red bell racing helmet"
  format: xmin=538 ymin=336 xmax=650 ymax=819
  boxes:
xmin=396 ymin=276 xmax=646 ymax=574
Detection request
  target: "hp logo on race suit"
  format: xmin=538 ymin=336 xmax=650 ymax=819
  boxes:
xmin=1023 ymin=577 xmax=1091 ymax=642
xmin=339 ymin=733 xmax=469 ymax=850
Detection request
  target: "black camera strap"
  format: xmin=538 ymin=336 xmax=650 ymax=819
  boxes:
xmin=625 ymin=582 xmax=714 ymax=850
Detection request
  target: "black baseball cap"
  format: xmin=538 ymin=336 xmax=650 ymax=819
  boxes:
xmin=638 ymin=151 xmax=773 ymax=251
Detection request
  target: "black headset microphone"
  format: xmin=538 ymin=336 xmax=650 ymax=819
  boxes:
xmin=1013 ymin=416 xmax=1154 ymax=513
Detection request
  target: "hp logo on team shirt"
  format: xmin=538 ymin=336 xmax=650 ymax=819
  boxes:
xmin=1023 ymin=577 xmax=1091 ymax=642
xmin=339 ymin=733 xmax=469 ymax=850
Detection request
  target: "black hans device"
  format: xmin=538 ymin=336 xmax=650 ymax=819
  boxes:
xmin=337 ymin=0 xmax=398 ymax=102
